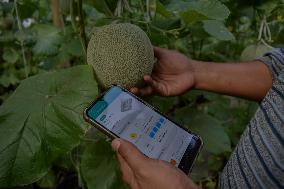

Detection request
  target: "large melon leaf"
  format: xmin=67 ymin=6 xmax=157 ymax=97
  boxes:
xmin=0 ymin=65 xmax=98 ymax=187
xmin=81 ymin=139 xmax=127 ymax=189
xmin=203 ymin=20 xmax=235 ymax=41
xmin=180 ymin=0 xmax=230 ymax=25
xmin=174 ymin=107 xmax=231 ymax=154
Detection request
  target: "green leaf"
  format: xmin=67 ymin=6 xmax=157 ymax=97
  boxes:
xmin=0 ymin=72 xmax=20 ymax=87
xmin=148 ymin=0 xmax=157 ymax=20
xmin=0 ymin=64 xmax=21 ymax=87
xmin=189 ymin=0 xmax=230 ymax=20
xmin=166 ymin=0 xmax=192 ymax=12
xmin=0 ymin=31 xmax=15 ymax=43
xmin=56 ymin=50 xmax=71 ymax=64
xmin=240 ymin=44 xmax=272 ymax=61
xmin=257 ymin=0 xmax=280 ymax=15
xmin=174 ymin=108 xmax=231 ymax=154
xmin=144 ymin=96 xmax=176 ymax=113
xmin=0 ymin=65 xmax=98 ymax=187
xmin=180 ymin=0 xmax=230 ymax=25
xmin=174 ymin=38 xmax=189 ymax=54
xmin=40 ymin=55 xmax=67 ymax=70
xmin=17 ymin=0 xmax=38 ymax=19
xmin=156 ymin=0 xmax=173 ymax=18
xmin=152 ymin=17 xmax=181 ymax=30
xmin=208 ymin=154 xmax=224 ymax=172
xmin=40 ymin=39 xmax=83 ymax=70
xmin=81 ymin=140 xmax=127 ymax=189
xmin=203 ymin=20 xmax=235 ymax=41
xmin=65 ymin=39 xmax=83 ymax=57
xmin=180 ymin=10 xmax=208 ymax=25
xmin=189 ymin=22 xmax=210 ymax=38
xmin=148 ymin=30 xmax=169 ymax=45
xmin=36 ymin=169 xmax=56 ymax=188
xmin=14 ymin=30 xmax=34 ymax=44
xmin=190 ymin=151 xmax=210 ymax=181
xmin=2 ymin=48 xmax=19 ymax=63
xmin=32 ymin=24 xmax=62 ymax=55
xmin=85 ymin=0 xmax=116 ymax=17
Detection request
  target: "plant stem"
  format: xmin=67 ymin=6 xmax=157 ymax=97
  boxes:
xmin=51 ymin=0 xmax=64 ymax=30
xmin=70 ymin=0 xmax=77 ymax=31
xmin=70 ymin=0 xmax=87 ymax=62
xmin=14 ymin=0 xmax=28 ymax=78
xmin=77 ymin=0 xmax=87 ymax=59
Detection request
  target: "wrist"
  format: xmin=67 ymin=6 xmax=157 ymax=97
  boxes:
xmin=191 ymin=60 xmax=217 ymax=91
xmin=190 ymin=59 xmax=203 ymax=90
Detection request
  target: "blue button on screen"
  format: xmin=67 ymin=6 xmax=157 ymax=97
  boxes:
xmin=153 ymin=127 xmax=158 ymax=133
xmin=156 ymin=122 xmax=161 ymax=128
xmin=150 ymin=132 xmax=155 ymax=138
xmin=100 ymin=114 xmax=106 ymax=121
xmin=159 ymin=118 xmax=165 ymax=123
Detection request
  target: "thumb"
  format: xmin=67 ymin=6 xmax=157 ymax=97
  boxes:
xmin=112 ymin=138 xmax=148 ymax=170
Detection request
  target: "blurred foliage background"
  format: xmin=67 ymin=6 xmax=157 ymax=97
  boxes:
xmin=0 ymin=0 xmax=283 ymax=188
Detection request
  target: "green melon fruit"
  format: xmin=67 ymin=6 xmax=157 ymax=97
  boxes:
xmin=87 ymin=23 xmax=155 ymax=89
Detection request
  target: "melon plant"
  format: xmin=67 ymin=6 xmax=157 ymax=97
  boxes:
xmin=0 ymin=0 xmax=275 ymax=188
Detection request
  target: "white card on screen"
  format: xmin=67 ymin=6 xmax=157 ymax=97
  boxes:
xmin=121 ymin=98 xmax=132 ymax=112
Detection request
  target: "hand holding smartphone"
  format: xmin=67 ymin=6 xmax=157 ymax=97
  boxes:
xmin=83 ymin=85 xmax=202 ymax=174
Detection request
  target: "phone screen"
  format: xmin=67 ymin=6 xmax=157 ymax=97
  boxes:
xmin=85 ymin=86 xmax=201 ymax=169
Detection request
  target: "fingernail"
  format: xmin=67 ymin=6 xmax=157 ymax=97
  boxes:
xmin=111 ymin=139 xmax=120 ymax=152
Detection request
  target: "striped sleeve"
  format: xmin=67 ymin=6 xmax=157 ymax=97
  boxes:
xmin=219 ymin=48 xmax=284 ymax=189
xmin=258 ymin=48 xmax=284 ymax=79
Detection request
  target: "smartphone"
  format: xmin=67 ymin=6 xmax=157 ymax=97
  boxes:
xmin=83 ymin=85 xmax=202 ymax=174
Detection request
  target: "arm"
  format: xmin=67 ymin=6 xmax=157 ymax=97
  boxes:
xmin=192 ymin=60 xmax=272 ymax=101
xmin=131 ymin=47 xmax=272 ymax=101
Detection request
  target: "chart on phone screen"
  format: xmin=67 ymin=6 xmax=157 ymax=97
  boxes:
xmin=96 ymin=90 xmax=193 ymax=167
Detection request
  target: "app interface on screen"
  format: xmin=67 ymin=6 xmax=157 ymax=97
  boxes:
xmin=87 ymin=87 xmax=195 ymax=167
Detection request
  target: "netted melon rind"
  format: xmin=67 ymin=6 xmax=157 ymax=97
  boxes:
xmin=87 ymin=23 xmax=155 ymax=89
